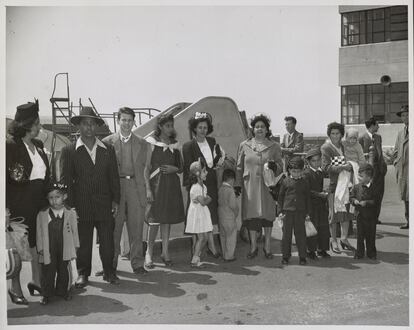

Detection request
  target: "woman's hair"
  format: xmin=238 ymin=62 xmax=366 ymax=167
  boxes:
xmin=7 ymin=117 xmax=38 ymax=139
xmin=188 ymin=112 xmax=214 ymax=136
xmin=250 ymin=114 xmax=272 ymax=138
xmin=326 ymin=122 xmax=345 ymax=137
xmin=154 ymin=113 xmax=176 ymax=140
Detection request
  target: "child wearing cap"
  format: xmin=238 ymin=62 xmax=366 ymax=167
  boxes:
xmin=303 ymin=148 xmax=330 ymax=259
xmin=185 ymin=159 xmax=213 ymax=267
xmin=36 ymin=181 xmax=79 ymax=305
xmin=349 ymin=163 xmax=380 ymax=260
xmin=278 ymin=156 xmax=311 ymax=265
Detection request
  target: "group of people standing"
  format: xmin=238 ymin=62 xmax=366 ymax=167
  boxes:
xmin=6 ymin=99 xmax=409 ymax=306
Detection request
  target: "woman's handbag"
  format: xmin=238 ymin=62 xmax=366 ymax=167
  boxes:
xmin=305 ymin=220 xmax=318 ymax=237
xmin=6 ymin=217 xmax=32 ymax=261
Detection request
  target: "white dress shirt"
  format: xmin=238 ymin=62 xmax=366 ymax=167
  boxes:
xmin=197 ymin=139 xmax=214 ymax=168
xmin=120 ymin=132 xmax=132 ymax=143
xmin=76 ymin=137 xmax=107 ymax=164
xmin=23 ymin=142 xmax=47 ymax=180
xmin=48 ymin=208 xmax=64 ymax=223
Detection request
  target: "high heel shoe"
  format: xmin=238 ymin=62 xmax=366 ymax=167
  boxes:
xmin=8 ymin=290 xmax=28 ymax=305
xmin=27 ymin=282 xmax=41 ymax=296
xmin=263 ymin=248 xmax=274 ymax=259
xmin=340 ymin=240 xmax=354 ymax=251
xmin=330 ymin=241 xmax=341 ymax=254
xmin=247 ymin=248 xmax=258 ymax=259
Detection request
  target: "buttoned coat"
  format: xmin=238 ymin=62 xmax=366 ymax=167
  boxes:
xmin=36 ymin=207 xmax=80 ymax=265
xmin=393 ymin=127 xmax=409 ymax=201
xmin=280 ymin=130 xmax=304 ymax=163
xmin=60 ymin=140 xmax=120 ymax=222
xmin=103 ymin=132 xmax=151 ymax=207
xmin=236 ymin=139 xmax=283 ymax=221
xmin=218 ymin=183 xmax=239 ymax=223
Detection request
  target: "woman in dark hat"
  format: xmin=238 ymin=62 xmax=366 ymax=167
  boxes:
xmin=235 ymin=113 xmax=283 ymax=259
xmin=6 ymin=100 xmax=51 ymax=299
xmin=144 ymin=114 xmax=185 ymax=267
xmin=182 ymin=112 xmax=225 ymax=257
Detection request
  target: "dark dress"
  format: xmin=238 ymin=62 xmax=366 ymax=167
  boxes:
xmin=182 ymin=137 xmax=219 ymax=225
xmin=148 ymin=137 xmax=185 ymax=224
xmin=6 ymin=137 xmax=50 ymax=248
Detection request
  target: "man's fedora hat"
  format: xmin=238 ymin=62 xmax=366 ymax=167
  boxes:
xmin=396 ymin=105 xmax=408 ymax=117
xmin=70 ymin=106 xmax=105 ymax=126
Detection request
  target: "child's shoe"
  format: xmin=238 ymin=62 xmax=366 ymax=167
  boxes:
xmin=299 ymin=258 xmax=307 ymax=265
xmin=317 ymin=250 xmax=331 ymax=258
xmin=307 ymin=251 xmax=317 ymax=260
xmin=40 ymin=296 xmax=49 ymax=305
xmin=281 ymin=258 xmax=289 ymax=265
xmin=191 ymin=256 xmax=205 ymax=268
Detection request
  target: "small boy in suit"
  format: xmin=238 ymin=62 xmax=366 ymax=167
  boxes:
xmin=36 ymin=181 xmax=79 ymax=305
xmin=218 ymin=169 xmax=239 ymax=262
xmin=278 ymin=156 xmax=311 ymax=265
xmin=350 ymin=163 xmax=379 ymax=260
xmin=303 ymin=148 xmax=330 ymax=259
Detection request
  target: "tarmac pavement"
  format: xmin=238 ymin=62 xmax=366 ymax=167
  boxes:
xmin=7 ymin=166 xmax=409 ymax=325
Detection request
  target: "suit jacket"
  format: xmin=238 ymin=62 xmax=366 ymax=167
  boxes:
xmin=393 ymin=127 xmax=409 ymax=201
xmin=278 ymin=176 xmax=311 ymax=214
xmin=6 ymin=137 xmax=50 ymax=210
xmin=218 ymin=183 xmax=239 ymax=223
xmin=36 ymin=207 xmax=80 ymax=265
xmin=103 ymin=132 xmax=151 ymax=207
xmin=280 ymin=130 xmax=304 ymax=159
xmin=349 ymin=183 xmax=379 ymax=220
xmin=321 ymin=141 xmax=345 ymax=193
xmin=359 ymin=132 xmax=387 ymax=177
xmin=182 ymin=137 xmax=217 ymax=189
xmin=60 ymin=139 xmax=120 ymax=222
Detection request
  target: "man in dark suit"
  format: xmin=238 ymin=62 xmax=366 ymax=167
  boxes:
xmin=280 ymin=116 xmax=304 ymax=172
xmin=61 ymin=107 xmax=120 ymax=287
xmin=359 ymin=117 xmax=387 ymax=224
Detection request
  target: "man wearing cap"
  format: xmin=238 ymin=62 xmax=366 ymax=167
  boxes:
xmin=102 ymin=107 xmax=152 ymax=276
xmin=359 ymin=117 xmax=387 ymax=224
xmin=280 ymin=116 xmax=304 ymax=172
xmin=60 ymin=107 xmax=120 ymax=286
xmin=393 ymin=105 xmax=409 ymax=229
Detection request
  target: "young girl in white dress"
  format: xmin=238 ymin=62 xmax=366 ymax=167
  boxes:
xmin=185 ymin=159 xmax=213 ymax=267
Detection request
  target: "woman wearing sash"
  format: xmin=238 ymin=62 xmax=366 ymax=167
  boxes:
xmin=144 ymin=114 xmax=185 ymax=267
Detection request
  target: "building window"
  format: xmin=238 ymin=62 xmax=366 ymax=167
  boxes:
xmin=341 ymin=82 xmax=408 ymax=124
xmin=342 ymin=6 xmax=408 ymax=46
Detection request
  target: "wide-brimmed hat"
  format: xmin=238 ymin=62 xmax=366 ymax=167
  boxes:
xmin=70 ymin=106 xmax=105 ymax=126
xmin=396 ymin=105 xmax=408 ymax=117
xmin=14 ymin=99 xmax=39 ymax=127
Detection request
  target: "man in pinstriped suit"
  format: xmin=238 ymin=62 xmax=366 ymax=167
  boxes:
xmin=60 ymin=107 xmax=120 ymax=287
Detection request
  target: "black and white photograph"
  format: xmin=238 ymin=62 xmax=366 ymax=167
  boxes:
xmin=2 ymin=0 xmax=412 ymax=327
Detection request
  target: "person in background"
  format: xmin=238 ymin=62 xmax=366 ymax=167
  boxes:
xmin=359 ymin=117 xmax=387 ymax=224
xmin=36 ymin=181 xmax=79 ymax=305
xmin=303 ymin=148 xmax=330 ymax=259
xmin=145 ymin=114 xmax=185 ymax=268
xmin=102 ymin=107 xmax=153 ymax=276
xmin=60 ymin=107 xmax=120 ymax=287
xmin=350 ymin=164 xmax=379 ymax=260
xmin=278 ymin=156 xmax=311 ymax=266
xmin=321 ymin=122 xmax=354 ymax=254
xmin=236 ymin=113 xmax=283 ymax=259
xmin=218 ymin=169 xmax=239 ymax=262
xmin=280 ymin=116 xmax=304 ymax=171
xmin=6 ymin=100 xmax=50 ymax=299
xmin=393 ymin=105 xmax=409 ymax=229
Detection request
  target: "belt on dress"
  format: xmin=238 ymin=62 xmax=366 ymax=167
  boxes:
xmin=120 ymin=175 xmax=134 ymax=179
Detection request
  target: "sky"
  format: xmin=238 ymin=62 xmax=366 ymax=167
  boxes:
xmin=6 ymin=5 xmax=341 ymax=136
